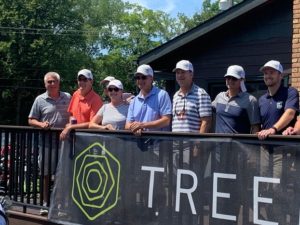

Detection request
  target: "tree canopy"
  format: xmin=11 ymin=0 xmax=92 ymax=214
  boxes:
xmin=0 ymin=0 xmax=242 ymax=124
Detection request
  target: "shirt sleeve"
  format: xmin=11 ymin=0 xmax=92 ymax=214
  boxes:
xmin=126 ymin=99 xmax=135 ymax=122
xmin=159 ymin=91 xmax=172 ymax=116
xmin=247 ymin=95 xmax=261 ymax=125
xmin=97 ymin=104 xmax=105 ymax=117
xmin=199 ymin=92 xmax=212 ymax=118
xmin=285 ymin=87 xmax=299 ymax=112
xmin=28 ymin=97 xmax=40 ymax=120
xmin=89 ymin=95 xmax=103 ymax=121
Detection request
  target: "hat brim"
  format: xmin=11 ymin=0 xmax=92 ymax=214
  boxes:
xmin=259 ymin=66 xmax=282 ymax=73
xmin=224 ymin=74 xmax=241 ymax=79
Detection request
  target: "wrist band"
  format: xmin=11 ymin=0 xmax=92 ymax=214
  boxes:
xmin=272 ymin=126 xmax=278 ymax=133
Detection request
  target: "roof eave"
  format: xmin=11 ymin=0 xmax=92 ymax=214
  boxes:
xmin=139 ymin=0 xmax=271 ymax=64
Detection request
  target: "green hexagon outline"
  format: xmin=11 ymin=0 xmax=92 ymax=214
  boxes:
xmin=78 ymin=155 xmax=114 ymax=208
xmin=80 ymin=160 xmax=108 ymax=201
xmin=86 ymin=168 xmax=102 ymax=194
xmin=72 ymin=142 xmax=121 ymax=221
xmin=76 ymin=155 xmax=115 ymax=208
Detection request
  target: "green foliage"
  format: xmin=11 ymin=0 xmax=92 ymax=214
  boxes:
xmin=0 ymin=0 xmax=242 ymax=124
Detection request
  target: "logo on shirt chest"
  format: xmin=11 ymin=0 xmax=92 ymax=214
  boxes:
xmin=276 ymin=101 xmax=283 ymax=109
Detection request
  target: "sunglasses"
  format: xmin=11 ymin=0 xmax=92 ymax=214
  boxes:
xmin=47 ymin=80 xmax=57 ymax=84
xmin=225 ymin=76 xmax=239 ymax=81
xmin=174 ymin=98 xmax=186 ymax=120
xmin=78 ymin=77 xmax=89 ymax=82
xmin=135 ymin=75 xmax=148 ymax=80
xmin=108 ymin=87 xmax=120 ymax=92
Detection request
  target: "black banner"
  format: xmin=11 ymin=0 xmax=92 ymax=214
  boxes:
xmin=49 ymin=132 xmax=300 ymax=225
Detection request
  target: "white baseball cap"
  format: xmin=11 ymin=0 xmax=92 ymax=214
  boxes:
xmin=78 ymin=69 xmax=93 ymax=80
xmin=100 ymin=76 xmax=115 ymax=85
xmin=107 ymin=79 xmax=123 ymax=90
xmin=172 ymin=60 xmax=194 ymax=72
xmin=135 ymin=64 xmax=154 ymax=77
xmin=260 ymin=60 xmax=283 ymax=73
xmin=224 ymin=65 xmax=247 ymax=92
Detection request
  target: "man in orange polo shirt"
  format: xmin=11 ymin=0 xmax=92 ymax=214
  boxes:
xmin=60 ymin=69 xmax=103 ymax=140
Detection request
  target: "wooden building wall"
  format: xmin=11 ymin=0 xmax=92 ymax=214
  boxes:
xmin=146 ymin=0 xmax=292 ymax=98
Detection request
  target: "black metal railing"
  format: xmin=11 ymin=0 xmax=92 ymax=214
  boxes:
xmin=1 ymin=125 xmax=300 ymax=225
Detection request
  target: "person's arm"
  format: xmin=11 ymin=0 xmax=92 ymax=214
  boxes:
xmin=283 ymin=117 xmax=300 ymax=135
xmin=28 ymin=118 xmax=50 ymax=129
xmin=89 ymin=114 xmax=111 ymax=130
xmin=258 ymin=108 xmax=297 ymax=140
xmin=199 ymin=116 xmax=212 ymax=133
xmin=60 ymin=122 xmax=90 ymax=140
xmin=128 ymin=115 xmax=171 ymax=135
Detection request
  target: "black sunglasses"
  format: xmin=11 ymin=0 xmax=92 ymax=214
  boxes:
xmin=78 ymin=77 xmax=89 ymax=82
xmin=225 ymin=76 xmax=239 ymax=81
xmin=108 ymin=87 xmax=120 ymax=92
xmin=135 ymin=75 xmax=148 ymax=80
xmin=174 ymin=98 xmax=186 ymax=120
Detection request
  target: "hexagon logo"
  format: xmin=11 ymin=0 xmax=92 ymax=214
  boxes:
xmin=71 ymin=142 xmax=121 ymax=220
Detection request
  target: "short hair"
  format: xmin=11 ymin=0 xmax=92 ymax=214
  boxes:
xmin=44 ymin=72 xmax=60 ymax=83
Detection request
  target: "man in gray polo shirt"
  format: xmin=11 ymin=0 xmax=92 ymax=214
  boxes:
xmin=28 ymin=72 xmax=70 ymax=215
xmin=212 ymin=65 xmax=260 ymax=134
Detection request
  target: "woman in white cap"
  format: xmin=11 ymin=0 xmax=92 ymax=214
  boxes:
xmin=89 ymin=79 xmax=129 ymax=130
xmin=212 ymin=65 xmax=260 ymax=134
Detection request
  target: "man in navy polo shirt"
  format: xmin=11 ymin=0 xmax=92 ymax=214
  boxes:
xmin=213 ymin=65 xmax=260 ymax=134
xmin=257 ymin=60 xmax=299 ymax=224
xmin=258 ymin=60 xmax=299 ymax=139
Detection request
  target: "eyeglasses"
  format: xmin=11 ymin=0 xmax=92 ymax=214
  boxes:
xmin=135 ymin=75 xmax=148 ymax=80
xmin=47 ymin=80 xmax=57 ymax=84
xmin=78 ymin=77 xmax=89 ymax=82
xmin=174 ymin=98 xmax=186 ymax=120
xmin=225 ymin=76 xmax=239 ymax=81
xmin=108 ymin=87 xmax=120 ymax=92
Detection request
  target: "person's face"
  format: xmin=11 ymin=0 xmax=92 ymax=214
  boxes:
xmin=107 ymin=85 xmax=123 ymax=100
xmin=135 ymin=74 xmax=153 ymax=91
xmin=45 ymin=75 xmax=60 ymax=93
xmin=263 ymin=67 xmax=282 ymax=87
xmin=175 ymin=69 xmax=193 ymax=88
xmin=225 ymin=76 xmax=241 ymax=91
xmin=78 ymin=75 xmax=93 ymax=94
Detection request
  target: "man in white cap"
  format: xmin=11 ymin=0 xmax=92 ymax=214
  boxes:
xmin=212 ymin=65 xmax=260 ymax=133
xmin=172 ymin=60 xmax=212 ymax=133
xmin=257 ymin=60 xmax=299 ymax=224
xmin=257 ymin=60 xmax=299 ymax=139
xmin=125 ymin=64 xmax=172 ymax=135
xmin=60 ymin=69 xmax=103 ymax=140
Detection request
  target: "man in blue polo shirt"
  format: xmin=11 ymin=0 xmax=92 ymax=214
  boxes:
xmin=257 ymin=60 xmax=299 ymax=224
xmin=125 ymin=64 xmax=172 ymax=135
xmin=213 ymin=65 xmax=260 ymax=134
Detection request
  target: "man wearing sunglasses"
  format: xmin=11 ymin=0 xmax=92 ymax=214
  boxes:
xmin=212 ymin=65 xmax=261 ymax=134
xmin=60 ymin=69 xmax=103 ymax=140
xmin=172 ymin=60 xmax=212 ymax=133
xmin=125 ymin=64 xmax=172 ymax=135
xmin=28 ymin=72 xmax=71 ymax=215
